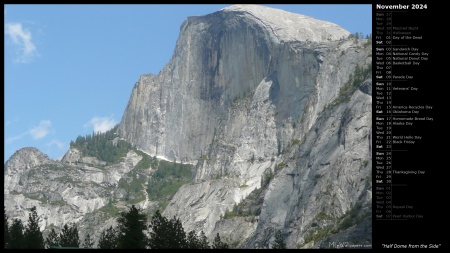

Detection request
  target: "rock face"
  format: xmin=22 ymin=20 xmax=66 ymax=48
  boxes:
xmin=119 ymin=4 xmax=371 ymax=247
xmin=4 ymin=147 xmax=52 ymax=193
xmin=4 ymin=147 xmax=147 ymax=246
xmin=117 ymin=4 xmax=351 ymax=163
xmin=4 ymin=4 xmax=372 ymax=248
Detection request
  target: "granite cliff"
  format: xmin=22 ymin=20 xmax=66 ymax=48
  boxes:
xmin=4 ymin=5 xmax=372 ymax=248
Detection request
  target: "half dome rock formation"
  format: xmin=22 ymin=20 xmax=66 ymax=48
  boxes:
xmin=117 ymin=4 xmax=352 ymax=163
xmin=5 ymin=5 xmax=371 ymax=248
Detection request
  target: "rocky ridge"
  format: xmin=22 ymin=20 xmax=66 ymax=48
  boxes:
xmin=4 ymin=5 xmax=372 ymax=248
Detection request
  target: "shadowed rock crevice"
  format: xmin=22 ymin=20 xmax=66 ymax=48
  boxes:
xmin=5 ymin=5 xmax=371 ymax=249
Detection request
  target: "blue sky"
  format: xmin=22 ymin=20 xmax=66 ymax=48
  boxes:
xmin=4 ymin=4 xmax=372 ymax=162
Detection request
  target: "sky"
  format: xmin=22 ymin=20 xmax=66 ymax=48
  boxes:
xmin=4 ymin=4 xmax=372 ymax=163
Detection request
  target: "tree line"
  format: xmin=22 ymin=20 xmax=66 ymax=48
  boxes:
xmin=348 ymin=32 xmax=372 ymax=40
xmin=69 ymin=125 xmax=132 ymax=164
xmin=4 ymin=205 xmax=237 ymax=249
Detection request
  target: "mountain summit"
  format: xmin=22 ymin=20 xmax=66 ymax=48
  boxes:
xmin=220 ymin=4 xmax=349 ymax=42
xmin=5 ymin=5 xmax=372 ymax=248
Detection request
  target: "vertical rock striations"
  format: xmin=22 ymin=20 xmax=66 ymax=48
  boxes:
xmin=118 ymin=4 xmax=371 ymax=247
xmin=5 ymin=5 xmax=371 ymax=248
xmin=117 ymin=4 xmax=351 ymax=163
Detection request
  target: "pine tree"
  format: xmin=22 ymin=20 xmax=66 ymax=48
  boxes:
xmin=8 ymin=219 xmax=24 ymax=249
xmin=148 ymin=210 xmax=187 ymax=249
xmin=45 ymin=228 xmax=60 ymax=248
xmin=148 ymin=210 xmax=171 ymax=249
xmin=82 ymin=233 xmax=94 ymax=249
xmin=186 ymin=230 xmax=200 ymax=249
xmin=116 ymin=205 xmax=147 ymax=249
xmin=170 ymin=216 xmax=187 ymax=248
xmin=4 ymin=207 xmax=9 ymax=249
xmin=98 ymin=226 xmax=118 ymax=249
xmin=272 ymin=230 xmax=286 ymax=249
xmin=185 ymin=230 xmax=210 ymax=249
xmin=71 ymin=225 xmax=80 ymax=247
xmin=198 ymin=230 xmax=210 ymax=249
xmin=23 ymin=206 xmax=45 ymax=248
xmin=212 ymin=233 xmax=229 ymax=249
xmin=59 ymin=223 xmax=80 ymax=247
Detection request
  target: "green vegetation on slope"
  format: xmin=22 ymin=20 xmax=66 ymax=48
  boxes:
xmin=70 ymin=125 xmax=132 ymax=165
xmin=70 ymin=127 xmax=194 ymax=211
xmin=326 ymin=63 xmax=372 ymax=109
xmin=147 ymin=159 xmax=193 ymax=205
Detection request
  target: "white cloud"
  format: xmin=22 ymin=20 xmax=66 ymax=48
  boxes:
xmin=5 ymin=22 xmax=38 ymax=63
xmin=5 ymin=117 xmax=19 ymax=127
xmin=5 ymin=132 xmax=27 ymax=144
xmin=47 ymin=139 xmax=65 ymax=149
xmin=85 ymin=116 xmax=117 ymax=133
xmin=29 ymin=120 xmax=52 ymax=139
xmin=5 ymin=120 xmax=52 ymax=144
